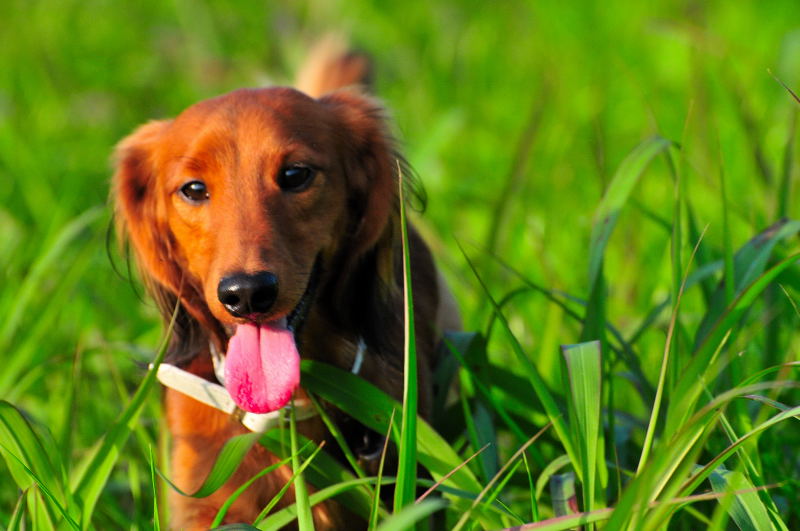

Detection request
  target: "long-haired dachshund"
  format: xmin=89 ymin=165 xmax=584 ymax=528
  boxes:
xmin=113 ymin=42 xmax=459 ymax=528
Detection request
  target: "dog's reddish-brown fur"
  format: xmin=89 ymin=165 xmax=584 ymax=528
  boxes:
xmin=113 ymin=48 xmax=457 ymax=529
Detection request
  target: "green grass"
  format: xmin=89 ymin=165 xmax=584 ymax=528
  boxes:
xmin=2 ymin=0 xmax=800 ymax=528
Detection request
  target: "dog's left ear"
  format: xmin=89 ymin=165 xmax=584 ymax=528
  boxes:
xmin=320 ymin=90 xmax=399 ymax=258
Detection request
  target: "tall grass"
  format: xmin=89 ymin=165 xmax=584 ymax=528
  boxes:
xmin=1 ymin=0 xmax=800 ymax=529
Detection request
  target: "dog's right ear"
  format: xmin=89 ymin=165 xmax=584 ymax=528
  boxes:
xmin=112 ymin=119 xmax=180 ymax=292
xmin=113 ymin=120 xmax=223 ymax=364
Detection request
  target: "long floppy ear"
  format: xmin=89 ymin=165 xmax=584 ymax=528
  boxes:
xmin=113 ymin=120 xmax=217 ymax=364
xmin=320 ymin=90 xmax=400 ymax=260
xmin=317 ymin=90 xmax=409 ymax=360
xmin=113 ymin=120 xmax=177 ymax=288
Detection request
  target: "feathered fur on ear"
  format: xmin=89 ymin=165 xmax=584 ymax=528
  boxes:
xmin=314 ymin=90 xmax=407 ymax=358
xmin=113 ymin=120 xmax=175 ymax=287
xmin=320 ymin=90 xmax=400 ymax=260
xmin=112 ymin=120 xmax=219 ymax=364
xmin=316 ymin=89 xmax=436 ymax=383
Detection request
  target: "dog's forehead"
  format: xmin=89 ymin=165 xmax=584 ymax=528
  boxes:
xmin=179 ymin=87 xmax=330 ymax=133
xmin=162 ymin=87 xmax=337 ymax=161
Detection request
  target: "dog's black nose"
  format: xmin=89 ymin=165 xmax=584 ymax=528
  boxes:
xmin=217 ymin=272 xmax=278 ymax=318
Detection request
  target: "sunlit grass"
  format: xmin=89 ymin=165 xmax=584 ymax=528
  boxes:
xmin=2 ymin=0 xmax=800 ymax=528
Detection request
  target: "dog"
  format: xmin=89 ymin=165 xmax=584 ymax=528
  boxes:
xmin=113 ymin=41 xmax=459 ymax=529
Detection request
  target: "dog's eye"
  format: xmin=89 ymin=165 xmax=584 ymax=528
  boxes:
xmin=180 ymin=180 xmax=209 ymax=203
xmin=277 ymin=165 xmax=315 ymax=192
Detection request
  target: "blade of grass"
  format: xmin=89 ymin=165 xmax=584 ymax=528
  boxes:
xmin=300 ymin=360 xmax=500 ymax=528
xmin=416 ymin=479 xmax=522 ymax=518
xmin=668 ymin=252 xmax=800 ymax=433
xmin=395 ymin=163 xmax=419 ymax=512
xmin=300 ymin=361 xmax=483 ymax=493
xmin=460 ymin=397 xmax=497 ymax=482
xmin=718 ymin=358 xmax=790 ymax=513
xmin=694 ymin=219 xmax=800 ymax=348
xmin=155 ymin=432 xmax=261 ymax=497
xmin=369 ymin=409 xmax=396 ymax=530
xmin=148 ymin=446 xmax=160 ymax=531
xmin=680 ymin=405 xmax=800 ymax=497
xmin=587 ymin=136 xmax=674 ymax=289
xmin=708 ymin=466 xmax=776 ymax=531
xmin=56 ymin=346 xmax=82 ymax=473
xmin=0 ymin=399 xmax=77 ymax=527
xmin=640 ymin=382 xmax=798 ymax=529
xmin=562 ymin=340 xmax=603 ymax=514
xmin=685 ymin=201 xmax=715 ymax=300
xmin=778 ymin=108 xmax=797 ymax=219
xmin=0 ymin=401 xmax=63 ymax=499
xmin=483 ymin=460 xmax=527 ymax=526
xmin=260 ymin=428 xmax=384 ymax=522
xmin=700 ymin=389 xmax=784 ymax=523
xmin=484 ymin=93 xmax=545 ymax=257
xmin=580 ymin=267 xmax=606 ymax=345
xmin=27 ymin=486 xmax=56 ymax=531
xmin=522 ymin=451 xmax=539 ymax=522
xmin=584 ymin=138 xmax=674 ymax=373
xmin=290 ymin=399 xmax=314 ymax=530
xmin=458 ymin=242 xmax=577 ymax=475
xmin=0 ymin=443 xmax=79 ymax=530
xmin=259 ymin=477 xmax=395 ymax=530
xmin=8 ymin=489 xmax=26 ymax=530
xmin=719 ymin=140 xmax=736 ymax=307
xmin=308 ymin=393 xmax=366 ymax=480
xmin=416 ymin=442 xmax=490 ymax=504
xmin=0 ymin=206 xmax=102 ymax=353
xmin=515 ymin=484 xmax=778 ymax=531
xmin=649 ymin=461 xmax=782 ymax=531
xmin=443 ymin=333 xmax=532 ymax=449
xmin=252 ymin=440 xmax=325 ymax=525
xmin=667 ymin=118 xmax=690 ymax=410
xmin=606 ymin=403 xmax=721 ymax=531
xmin=637 ymin=226 xmax=706 ymax=475
xmin=211 ymin=455 xmax=296 ymax=527
xmin=471 ymin=405 xmax=499 ymax=479
xmin=484 ymin=254 xmax=655 ymax=403
xmin=452 ymin=422 xmax=551 ymax=531
xmin=376 ymin=499 xmax=448 ymax=531
xmin=769 ymin=69 xmax=800 ymax=105
xmin=743 ymin=394 xmax=799 ymax=414
xmin=70 ymin=298 xmax=178 ymax=528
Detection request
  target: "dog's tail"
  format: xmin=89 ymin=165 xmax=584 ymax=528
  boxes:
xmin=295 ymin=35 xmax=373 ymax=98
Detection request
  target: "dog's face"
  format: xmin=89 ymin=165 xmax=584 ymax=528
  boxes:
xmin=114 ymin=87 xmax=398 ymax=412
xmin=147 ymin=88 xmax=350 ymax=325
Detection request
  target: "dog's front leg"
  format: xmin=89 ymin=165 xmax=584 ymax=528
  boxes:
xmin=165 ymin=388 xmax=277 ymax=529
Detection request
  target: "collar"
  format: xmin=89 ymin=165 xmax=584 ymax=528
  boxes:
xmin=151 ymin=337 xmax=366 ymax=433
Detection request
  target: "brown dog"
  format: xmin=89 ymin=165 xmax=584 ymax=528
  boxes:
xmin=113 ymin=44 xmax=459 ymax=528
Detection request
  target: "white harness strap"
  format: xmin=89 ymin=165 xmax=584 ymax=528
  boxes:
xmin=151 ymin=363 xmax=316 ymax=432
xmin=152 ymin=336 xmax=366 ymax=433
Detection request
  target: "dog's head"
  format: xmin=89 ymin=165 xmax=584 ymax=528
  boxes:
xmin=114 ymin=87 xmax=403 ymax=413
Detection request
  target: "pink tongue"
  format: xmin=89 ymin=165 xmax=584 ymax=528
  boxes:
xmin=224 ymin=320 xmax=300 ymax=413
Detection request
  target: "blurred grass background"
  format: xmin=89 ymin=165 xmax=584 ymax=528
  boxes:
xmin=2 ymin=0 xmax=800 ymax=528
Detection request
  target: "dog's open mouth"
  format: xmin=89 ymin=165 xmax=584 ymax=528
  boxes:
xmin=217 ymin=259 xmax=321 ymax=414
